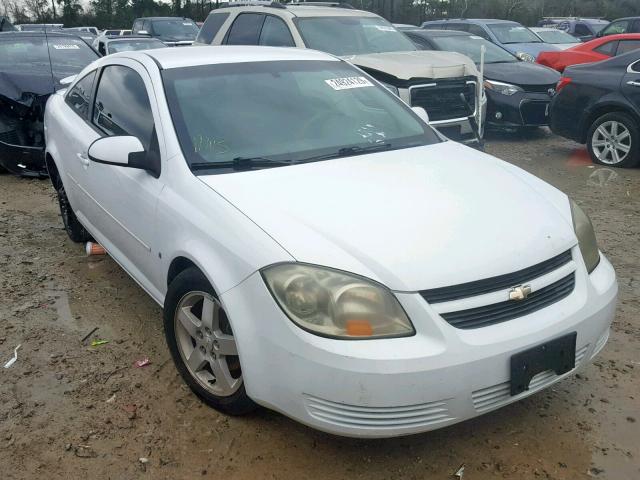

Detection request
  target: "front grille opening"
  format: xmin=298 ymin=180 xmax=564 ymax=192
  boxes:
xmin=441 ymin=273 xmax=575 ymax=330
xmin=410 ymin=78 xmax=476 ymax=122
xmin=420 ymin=250 xmax=572 ymax=304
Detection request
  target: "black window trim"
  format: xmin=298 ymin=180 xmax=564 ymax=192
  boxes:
xmin=628 ymin=58 xmax=640 ymax=73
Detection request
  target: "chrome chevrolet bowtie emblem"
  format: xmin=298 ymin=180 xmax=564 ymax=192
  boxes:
xmin=509 ymin=285 xmax=532 ymax=301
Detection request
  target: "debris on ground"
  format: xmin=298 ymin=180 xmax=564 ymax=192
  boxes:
xmin=85 ymin=242 xmax=107 ymax=256
xmin=134 ymin=357 xmax=151 ymax=368
xmin=3 ymin=344 xmax=21 ymax=368
xmin=81 ymin=327 xmax=99 ymax=344
xmin=453 ymin=463 xmax=465 ymax=479
xmin=90 ymin=340 xmax=109 ymax=347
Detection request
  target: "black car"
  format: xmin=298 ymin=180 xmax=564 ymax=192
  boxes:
xmin=131 ymin=17 xmax=199 ymax=46
xmin=93 ymin=34 xmax=166 ymax=56
xmin=550 ymin=49 xmax=640 ymax=168
xmin=0 ymin=32 xmax=99 ymax=177
xmin=400 ymin=29 xmax=560 ymax=130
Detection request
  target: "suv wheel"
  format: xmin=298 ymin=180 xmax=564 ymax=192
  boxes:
xmin=163 ymin=267 xmax=257 ymax=415
xmin=57 ymin=183 xmax=92 ymax=242
xmin=587 ymin=112 xmax=640 ymax=167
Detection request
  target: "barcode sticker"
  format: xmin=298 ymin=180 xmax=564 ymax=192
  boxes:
xmin=52 ymin=44 xmax=80 ymax=50
xmin=325 ymin=76 xmax=374 ymax=91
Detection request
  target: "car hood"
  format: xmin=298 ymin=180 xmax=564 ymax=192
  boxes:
xmin=0 ymin=71 xmax=54 ymax=107
xmin=502 ymin=42 xmax=560 ymax=57
xmin=484 ymin=61 xmax=560 ymax=86
xmin=199 ymin=142 xmax=576 ymax=291
xmin=343 ymin=50 xmax=480 ymax=80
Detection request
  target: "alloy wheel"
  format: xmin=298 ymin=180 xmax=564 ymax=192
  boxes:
xmin=174 ymin=291 xmax=242 ymax=397
xmin=591 ymin=120 xmax=631 ymax=165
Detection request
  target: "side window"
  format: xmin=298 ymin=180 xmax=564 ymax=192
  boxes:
xmin=574 ymin=23 xmax=591 ymax=36
xmin=602 ymin=20 xmax=629 ymax=36
xmin=132 ymin=20 xmax=142 ymax=33
xmin=407 ymin=33 xmax=432 ymax=50
xmin=98 ymin=41 xmax=106 ymax=56
xmin=445 ymin=23 xmax=468 ymax=32
xmin=594 ymin=40 xmax=618 ymax=56
xmin=196 ymin=12 xmax=230 ymax=44
xmin=93 ymin=66 xmax=154 ymax=150
xmin=65 ymin=71 xmax=96 ymax=119
xmin=259 ymin=16 xmax=295 ymax=47
xmin=468 ymin=24 xmax=490 ymax=40
xmin=632 ymin=20 xmax=640 ymax=33
xmin=225 ymin=13 xmax=265 ymax=45
xmin=616 ymin=39 xmax=640 ymax=56
xmin=631 ymin=60 xmax=640 ymax=73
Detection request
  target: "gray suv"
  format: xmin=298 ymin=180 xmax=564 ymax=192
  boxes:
xmin=195 ymin=3 xmax=486 ymax=143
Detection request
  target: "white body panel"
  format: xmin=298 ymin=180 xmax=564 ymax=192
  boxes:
xmin=44 ymin=47 xmax=617 ymax=437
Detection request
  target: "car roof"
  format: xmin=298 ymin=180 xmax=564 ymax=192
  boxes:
xmin=610 ymin=17 xmax=640 ymax=22
xmin=217 ymin=5 xmax=377 ymax=18
xmin=0 ymin=31 xmax=86 ymax=39
xmin=406 ymin=29 xmax=469 ymax=37
xmin=105 ymin=35 xmax=159 ymax=41
xmin=425 ymin=18 xmax=520 ymax=25
xmin=139 ymin=45 xmax=339 ymax=69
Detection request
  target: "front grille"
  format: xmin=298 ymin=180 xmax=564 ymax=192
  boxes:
xmin=441 ymin=273 xmax=575 ymax=330
xmin=0 ymin=129 xmax=19 ymax=145
xmin=520 ymin=101 xmax=550 ymax=125
xmin=304 ymin=394 xmax=454 ymax=429
xmin=521 ymin=83 xmax=555 ymax=94
xmin=410 ymin=78 xmax=476 ymax=122
xmin=420 ymin=250 xmax=572 ymax=304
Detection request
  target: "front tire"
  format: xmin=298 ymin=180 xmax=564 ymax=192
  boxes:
xmin=587 ymin=112 xmax=640 ymax=168
xmin=163 ymin=267 xmax=256 ymax=415
xmin=57 ymin=183 xmax=92 ymax=243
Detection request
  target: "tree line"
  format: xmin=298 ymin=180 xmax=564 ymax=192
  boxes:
xmin=1 ymin=0 xmax=639 ymax=29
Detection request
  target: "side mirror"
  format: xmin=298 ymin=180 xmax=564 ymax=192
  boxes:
xmin=59 ymin=75 xmax=76 ymax=86
xmin=412 ymin=106 xmax=430 ymax=124
xmin=88 ymin=135 xmax=144 ymax=166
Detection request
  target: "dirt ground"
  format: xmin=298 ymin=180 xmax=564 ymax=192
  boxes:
xmin=0 ymin=129 xmax=638 ymax=480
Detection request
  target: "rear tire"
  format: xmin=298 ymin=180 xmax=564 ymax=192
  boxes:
xmin=163 ymin=267 xmax=257 ymax=416
xmin=587 ymin=112 xmax=640 ymax=168
xmin=57 ymin=183 xmax=92 ymax=243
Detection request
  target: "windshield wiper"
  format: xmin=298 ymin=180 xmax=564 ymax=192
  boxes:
xmin=297 ymin=142 xmax=394 ymax=163
xmin=190 ymin=156 xmax=295 ymax=172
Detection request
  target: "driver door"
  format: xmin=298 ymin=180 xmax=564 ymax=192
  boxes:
xmin=83 ymin=59 xmax=166 ymax=292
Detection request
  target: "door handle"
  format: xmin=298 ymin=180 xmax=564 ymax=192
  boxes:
xmin=627 ymin=80 xmax=640 ymax=87
xmin=77 ymin=152 xmax=90 ymax=166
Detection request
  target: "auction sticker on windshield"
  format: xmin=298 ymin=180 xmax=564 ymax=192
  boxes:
xmin=325 ymin=76 xmax=374 ymax=90
xmin=52 ymin=44 xmax=80 ymax=50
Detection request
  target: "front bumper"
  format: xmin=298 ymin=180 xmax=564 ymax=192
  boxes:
xmin=0 ymin=140 xmax=47 ymax=177
xmin=221 ymin=251 xmax=617 ymax=438
xmin=487 ymin=90 xmax=554 ymax=128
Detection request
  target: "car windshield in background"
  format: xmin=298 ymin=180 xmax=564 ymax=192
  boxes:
xmin=587 ymin=21 xmax=609 ymax=33
xmin=431 ymin=35 xmax=517 ymax=64
xmin=0 ymin=36 xmax=98 ymax=83
xmin=109 ymin=39 xmax=165 ymax=53
xmin=295 ymin=17 xmax=416 ymax=56
xmin=162 ymin=60 xmax=438 ymax=171
xmin=535 ymin=30 xmax=580 ymax=44
xmin=153 ymin=20 xmax=199 ymax=38
xmin=488 ymin=24 xmax=541 ymax=44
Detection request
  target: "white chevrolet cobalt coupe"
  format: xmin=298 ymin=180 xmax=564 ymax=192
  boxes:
xmin=44 ymin=46 xmax=617 ymax=438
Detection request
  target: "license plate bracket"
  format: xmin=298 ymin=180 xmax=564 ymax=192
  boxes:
xmin=510 ymin=332 xmax=577 ymax=396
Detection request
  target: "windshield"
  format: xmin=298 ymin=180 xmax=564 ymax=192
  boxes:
xmin=108 ymin=39 xmax=166 ymax=53
xmin=431 ymin=35 xmax=517 ymax=63
xmin=0 ymin=36 xmax=98 ymax=83
xmin=488 ymin=24 xmax=541 ymax=44
xmin=296 ymin=16 xmax=416 ymax=56
xmin=162 ymin=60 xmax=439 ymax=172
xmin=152 ymin=19 xmax=199 ymax=39
xmin=534 ymin=29 xmax=579 ymax=44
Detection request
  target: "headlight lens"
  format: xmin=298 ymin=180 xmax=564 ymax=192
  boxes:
xmin=483 ymin=79 xmax=523 ymax=96
xmin=378 ymin=81 xmax=399 ymax=96
xmin=570 ymin=200 xmax=600 ymax=273
xmin=262 ymin=263 xmax=414 ymax=339
xmin=515 ymin=51 xmax=536 ymax=62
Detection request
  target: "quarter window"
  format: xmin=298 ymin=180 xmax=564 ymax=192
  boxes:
xmin=197 ymin=12 xmax=230 ymax=44
xmin=594 ymin=41 xmax=617 ymax=56
xmin=574 ymin=23 xmax=591 ymax=36
xmin=225 ymin=13 xmax=265 ymax=45
xmin=66 ymin=71 xmax=97 ymax=119
xmin=93 ymin=65 xmax=155 ymax=150
xmin=259 ymin=16 xmax=295 ymax=47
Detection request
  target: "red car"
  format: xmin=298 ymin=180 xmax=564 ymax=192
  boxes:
xmin=537 ymin=33 xmax=640 ymax=72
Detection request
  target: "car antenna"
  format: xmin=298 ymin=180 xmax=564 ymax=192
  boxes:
xmin=43 ymin=28 xmax=58 ymax=90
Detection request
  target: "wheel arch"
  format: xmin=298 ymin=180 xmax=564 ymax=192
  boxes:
xmin=45 ymin=152 xmax=62 ymax=189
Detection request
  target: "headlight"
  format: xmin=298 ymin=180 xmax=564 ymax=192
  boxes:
xmin=378 ymin=81 xmax=399 ymax=96
xmin=484 ymin=79 xmax=523 ymax=96
xmin=262 ymin=263 xmax=414 ymax=339
xmin=570 ymin=200 xmax=600 ymax=273
xmin=515 ymin=51 xmax=535 ymax=62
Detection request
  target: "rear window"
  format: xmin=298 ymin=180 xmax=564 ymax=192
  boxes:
xmin=0 ymin=36 xmax=98 ymax=83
